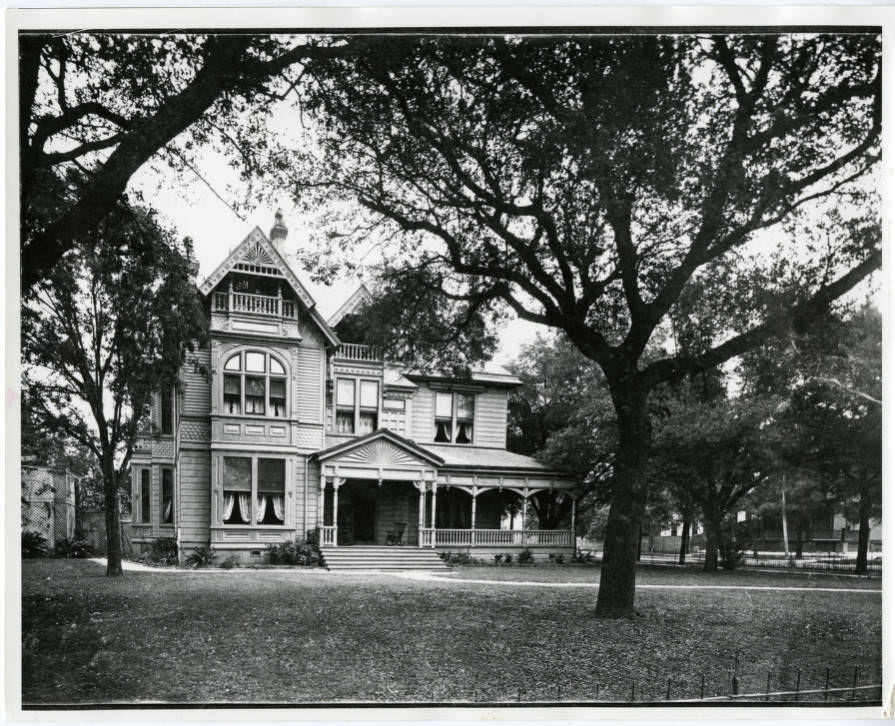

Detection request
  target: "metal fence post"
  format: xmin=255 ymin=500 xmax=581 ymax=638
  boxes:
xmin=666 ymin=677 xmax=672 ymax=700
xmin=765 ymin=672 xmax=772 ymax=702
xmin=851 ymin=665 xmax=859 ymax=701
xmin=794 ymin=669 xmax=801 ymax=702
xmin=700 ymin=673 xmax=705 ymax=700
xmin=630 ymin=680 xmax=636 ymax=702
xmin=824 ymin=667 xmax=830 ymax=702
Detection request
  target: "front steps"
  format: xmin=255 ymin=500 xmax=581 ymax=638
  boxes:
xmin=321 ymin=545 xmax=450 ymax=572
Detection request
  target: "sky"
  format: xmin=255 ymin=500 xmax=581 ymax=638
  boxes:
xmin=128 ymin=140 xmax=546 ymax=368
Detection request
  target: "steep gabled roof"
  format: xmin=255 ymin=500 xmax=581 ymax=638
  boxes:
xmin=198 ymin=225 xmax=339 ymax=346
xmin=327 ymin=283 xmax=373 ymax=328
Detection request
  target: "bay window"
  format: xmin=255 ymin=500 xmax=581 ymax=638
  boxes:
xmin=434 ymin=391 xmax=475 ymax=444
xmin=220 ymin=455 xmax=287 ymax=527
xmin=221 ymin=350 xmax=287 ymax=418
xmin=359 ymin=380 xmax=379 ymax=435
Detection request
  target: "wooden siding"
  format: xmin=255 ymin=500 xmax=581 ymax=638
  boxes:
xmin=306 ymin=460 xmax=321 ymax=533
xmin=409 ymin=384 xmax=435 ymax=442
xmin=178 ymin=450 xmax=211 ymax=550
xmin=295 ymin=345 xmax=324 ymax=424
xmin=182 ymin=345 xmax=211 ymax=416
xmin=473 ymin=389 xmax=508 ymax=448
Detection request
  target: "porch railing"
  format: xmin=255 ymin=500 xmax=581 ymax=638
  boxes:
xmin=320 ymin=525 xmax=337 ymax=547
xmin=420 ymin=528 xmax=573 ymax=548
xmin=213 ymin=291 xmax=297 ymax=318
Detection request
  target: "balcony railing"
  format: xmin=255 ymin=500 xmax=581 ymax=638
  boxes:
xmin=335 ymin=343 xmax=382 ymax=362
xmin=213 ymin=291 xmax=296 ymax=318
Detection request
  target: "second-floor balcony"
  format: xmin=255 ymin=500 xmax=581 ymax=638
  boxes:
xmin=213 ymin=291 xmax=297 ymax=319
xmin=334 ymin=343 xmax=382 ymax=362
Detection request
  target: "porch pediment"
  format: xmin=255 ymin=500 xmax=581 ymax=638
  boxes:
xmin=314 ymin=430 xmax=443 ymax=483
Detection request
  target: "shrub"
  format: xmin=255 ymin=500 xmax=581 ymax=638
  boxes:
xmin=149 ymin=537 xmax=178 ymax=566
xmin=54 ymin=536 xmax=94 ymax=559
xmin=22 ymin=530 xmax=49 ymax=558
xmin=267 ymin=537 xmax=322 ymax=567
xmin=493 ymin=554 xmax=503 ymax=565
xmin=503 ymin=552 xmax=513 ymax=564
xmin=518 ymin=548 xmax=534 ymax=565
xmin=184 ymin=546 xmax=215 ymax=569
xmin=442 ymin=551 xmax=472 ymax=566
xmin=573 ymin=551 xmax=595 ymax=564
xmin=305 ymin=528 xmax=320 ymax=547
xmin=220 ymin=555 xmax=241 ymax=569
xmin=554 ymin=553 xmax=565 ymax=565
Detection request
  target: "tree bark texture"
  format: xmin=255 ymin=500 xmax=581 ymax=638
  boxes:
xmin=679 ymin=515 xmax=690 ymax=565
xmin=595 ymin=391 xmax=650 ymax=618
xmin=102 ymin=463 xmax=123 ymax=576
xmin=702 ymin=507 xmax=722 ymax=572
xmin=855 ymin=487 xmax=871 ymax=575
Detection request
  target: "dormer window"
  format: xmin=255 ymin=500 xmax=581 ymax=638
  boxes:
xmin=222 ymin=351 xmax=287 ymax=418
xmin=434 ymin=392 xmax=475 ymax=445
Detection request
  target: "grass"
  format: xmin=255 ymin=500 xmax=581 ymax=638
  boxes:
xmin=21 ymin=559 xmax=881 ymax=706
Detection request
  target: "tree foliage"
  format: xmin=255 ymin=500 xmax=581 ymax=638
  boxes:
xmin=22 ymin=203 xmax=208 ymax=574
xmin=287 ymin=32 xmax=880 ymax=616
xmin=20 ymin=32 xmax=355 ymax=289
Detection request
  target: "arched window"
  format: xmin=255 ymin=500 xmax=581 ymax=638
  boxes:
xmin=222 ymin=350 xmax=288 ymax=417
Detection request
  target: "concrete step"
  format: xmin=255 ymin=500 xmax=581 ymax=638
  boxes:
xmin=321 ymin=546 xmax=449 ymax=571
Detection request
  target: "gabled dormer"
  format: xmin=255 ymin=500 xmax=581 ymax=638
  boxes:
xmin=198 ymin=211 xmax=338 ymax=345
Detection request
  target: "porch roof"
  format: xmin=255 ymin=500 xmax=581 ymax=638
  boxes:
xmin=420 ymin=445 xmax=575 ymax=478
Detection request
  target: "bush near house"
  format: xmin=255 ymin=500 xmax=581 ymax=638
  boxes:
xmin=22 ymin=531 xmax=49 ymax=559
xmin=184 ymin=546 xmax=215 ymax=569
xmin=53 ymin=535 xmax=94 ymax=559
xmin=134 ymin=537 xmax=178 ymax=567
xmin=267 ymin=537 xmax=323 ymax=567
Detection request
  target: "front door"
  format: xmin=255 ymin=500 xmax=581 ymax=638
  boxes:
xmin=352 ymin=484 xmax=377 ymax=543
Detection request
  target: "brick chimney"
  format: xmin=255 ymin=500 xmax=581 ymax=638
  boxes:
xmin=270 ymin=209 xmax=288 ymax=253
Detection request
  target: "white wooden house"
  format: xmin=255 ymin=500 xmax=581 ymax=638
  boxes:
xmin=129 ymin=213 xmax=577 ymax=565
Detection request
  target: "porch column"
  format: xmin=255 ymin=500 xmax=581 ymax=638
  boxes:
xmin=317 ymin=479 xmax=326 ymax=531
xmin=416 ymin=481 xmax=425 ymax=547
xmin=332 ymin=477 xmax=343 ymax=548
xmin=429 ymin=482 xmax=437 ymax=548
xmin=521 ymin=487 xmax=529 ymax=530
xmin=470 ymin=487 xmax=478 ymax=547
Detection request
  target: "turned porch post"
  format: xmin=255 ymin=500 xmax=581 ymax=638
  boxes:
xmin=317 ymin=479 xmax=326 ymax=531
xmin=331 ymin=477 xmax=344 ymax=548
xmin=417 ymin=482 xmax=425 ymax=547
xmin=429 ymin=482 xmax=437 ymax=548
xmin=470 ymin=488 xmax=478 ymax=546
xmin=521 ymin=488 xmax=529 ymax=539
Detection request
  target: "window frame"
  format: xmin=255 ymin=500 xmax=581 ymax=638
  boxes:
xmin=220 ymin=350 xmax=288 ymax=419
xmin=160 ymin=387 xmax=174 ymax=436
xmin=161 ymin=467 xmax=175 ymax=526
xmin=139 ymin=468 xmax=151 ymax=524
xmin=219 ymin=454 xmax=288 ymax=528
xmin=332 ymin=375 xmax=381 ymax=436
xmin=432 ymin=391 xmax=476 ymax=445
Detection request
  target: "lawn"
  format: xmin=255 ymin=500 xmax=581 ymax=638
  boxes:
xmin=21 ymin=559 xmax=881 ymax=706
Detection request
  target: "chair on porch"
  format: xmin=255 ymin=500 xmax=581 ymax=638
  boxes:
xmin=386 ymin=522 xmax=406 ymax=546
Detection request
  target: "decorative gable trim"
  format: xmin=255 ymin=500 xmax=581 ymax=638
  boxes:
xmin=313 ymin=429 xmax=444 ymax=467
xmin=327 ymin=283 xmax=373 ymax=328
xmin=198 ymin=225 xmax=340 ymax=346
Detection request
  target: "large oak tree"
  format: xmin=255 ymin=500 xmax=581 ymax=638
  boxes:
xmin=284 ymin=33 xmax=881 ymax=616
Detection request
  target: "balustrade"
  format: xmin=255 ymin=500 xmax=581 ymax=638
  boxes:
xmin=335 ymin=343 xmax=382 ymax=361
xmin=212 ymin=291 xmax=297 ymax=319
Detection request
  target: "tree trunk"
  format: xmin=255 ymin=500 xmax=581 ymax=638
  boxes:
xmin=102 ymin=462 xmax=123 ymax=576
xmin=703 ymin=507 xmax=722 ymax=572
xmin=795 ymin=523 xmax=803 ymax=560
xmin=595 ymin=391 xmax=650 ymax=619
xmin=855 ymin=487 xmax=871 ymax=575
xmin=678 ymin=514 xmax=690 ymax=565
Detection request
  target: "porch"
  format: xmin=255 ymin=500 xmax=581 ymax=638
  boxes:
xmin=313 ymin=429 xmax=577 ymax=554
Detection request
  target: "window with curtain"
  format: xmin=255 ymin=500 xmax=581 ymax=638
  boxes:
xmin=336 ymin=378 xmax=356 ymax=433
xmin=161 ymin=468 xmax=174 ymax=525
xmin=434 ymin=392 xmax=453 ymax=443
xmin=223 ymin=456 xmax=251 ymax=524
xmin=258 ymin=459 xmax=286 ymax=525
xmin=433 ymin=392 xmax=475 ymax=444
xmin=222 ymin=351 xmax=287 ymax=418
xmin=140 ymin=469 xmax=151 ymax=524
xmin=358 ymin=380 xmax=379 ymax=434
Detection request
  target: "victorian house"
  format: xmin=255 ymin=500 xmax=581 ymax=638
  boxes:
xmin=129 ymin=213 xmax=577 ymax=566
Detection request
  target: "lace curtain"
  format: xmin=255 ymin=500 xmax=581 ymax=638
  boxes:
xmin=223 ymin=494 xmax=235 ymax=520
xmin=272 ymin=495 xmax=285 ymax=522
xmin=238 ymin=494 xmax=251 ymax=522
xmin=256 ymin=495 xmax=268 ymax=523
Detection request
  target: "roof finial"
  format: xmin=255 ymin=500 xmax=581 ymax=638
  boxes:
xmin=270 ymin=208 xmax=288 ymax=252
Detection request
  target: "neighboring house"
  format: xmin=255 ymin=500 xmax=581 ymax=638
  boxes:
xmin=129 ymin=213 xmax=577 ymax=564
xmin=21 ymin=466 xmax=75 ymax=545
